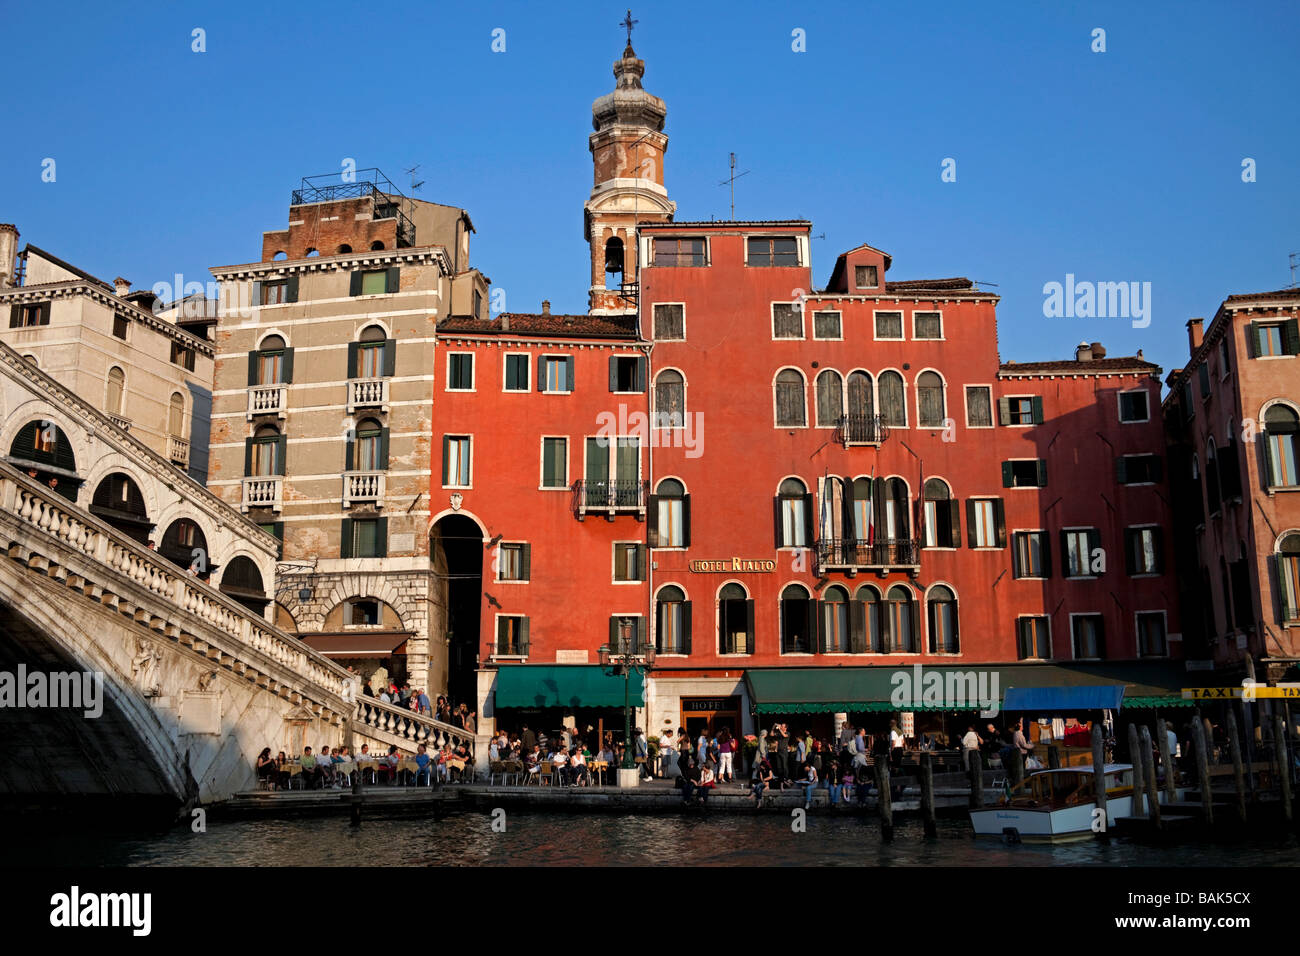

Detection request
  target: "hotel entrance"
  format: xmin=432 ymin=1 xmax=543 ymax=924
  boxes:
xmin=680 ymin=695 xmax=741 ymax=752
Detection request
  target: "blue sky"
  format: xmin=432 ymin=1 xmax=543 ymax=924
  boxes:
xmin=2 ymin=0 xmax=1296 ymax=383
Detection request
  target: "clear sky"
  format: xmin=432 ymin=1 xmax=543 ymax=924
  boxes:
xmin=2 ymin=0 xmax=1296 ymax=385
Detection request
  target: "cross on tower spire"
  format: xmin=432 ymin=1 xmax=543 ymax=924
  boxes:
xmin=621 ymin=9 xmax=637 ymax=49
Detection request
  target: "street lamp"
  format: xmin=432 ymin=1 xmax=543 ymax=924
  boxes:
xmin=598 ymin=617 xmax=655 ymax=770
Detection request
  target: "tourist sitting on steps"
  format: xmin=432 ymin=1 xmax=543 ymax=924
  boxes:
xmin=801 ymin=762 xmax=819 ymax=810
xmin=696 ymin=762 xmax=717 ymax=805
xmin=751 ymin=759 xmax=773 ymax=808
xmin=679 ymin=756 xmax=700 ymax=804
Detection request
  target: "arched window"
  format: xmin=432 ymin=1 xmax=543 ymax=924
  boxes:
xmin=604 ymin=236 xmax=625 ymax=289
xmin=927 ymin=585 xmax=959 ymax=653
xmin=879 ymin=477 xmax=910 ymax=542
xmin=9 ymin=420 xmax=78 ymax=500
xmin=656 ymin=585 xmax=690 ymax=654
xmin=652 ymin=478 xmax=689 ymax=547
xmin=847 ymin=371 xmax=874 ymax=420
xmin=774 ymin=369 xmax=806 ymax=427
xmin=885 ymin=585 xmax=917 ymax=653
xmin=857 ymin=585 xmax=883 ymax=652
xmin=1206 ymin=439 xmax=1222 ymax=515
xmin=90 ymin=473 xmax=150 ymax=544
xmin=249 ymin=425 xmax=283 ymax=476
xmin=718 ymin=583 xmax=752 ymax=654
xmin=161 ymin=518 xmax=210 ymax=579
xmin=815 ymin=369 xmax=843 ymax=427
xmin=370 ymin=240 xmax=385 ymax=251
xmin=820 ymin=585 xmax=851 ymax=653
xmin=851 ymin=478 xmax=873 ymax=544
xmin=305 ymin=248 xmax=319 ymax=258
xmin=256 ymin=334 xmax=289 ymax=385
xmin=350 ymin=418 xmax=386 ymax=471
xmin=337 ymin=244 xmax=353 ymax=254
xmin=1278 ymin=533 xmax=1300 ymax=622
xmin=923 ymin=478 xmax=958 ymax=548
xmin=272 ymin=251 xmax=287 ymax=260
xmin=878 ymin=371 xmax=906 ymax=426
xmin=780 ymin=584 xmax=814 ymax=654
xmin=221 ymin=556 xmax=268 ymax=614
xmin=1265 ymin=405 xmax=1300 ymax=488
xmin=106 ymin=367 xmax=125 ymax=416
xmin=354 ymin=324 xmax=389 ymax=379
xmin=654 ymin=370 xmax=685 ymax=428
xmin=776 ymin=477 xmax=810 ymax=547
xmin=168 ymin=392 xmax=185 ymax=436
xmin=916 ymin=371 xmax=945 ymax=427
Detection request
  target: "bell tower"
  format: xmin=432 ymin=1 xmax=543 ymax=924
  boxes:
xmin=585 ymin=15 xmax=675 ymax=315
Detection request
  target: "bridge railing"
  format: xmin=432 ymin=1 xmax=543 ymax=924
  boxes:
xmin=0 ymin=464 xmax=359 ymax=710
xmin=355 ymin=696 xmax=475 ymax=753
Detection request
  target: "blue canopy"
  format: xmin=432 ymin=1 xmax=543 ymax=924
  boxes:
xmin=1002 ymin=685 xmax=1125 ymax=712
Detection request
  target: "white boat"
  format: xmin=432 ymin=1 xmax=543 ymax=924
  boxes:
xmin=969 ymin=763 xmax=1148 ymax=843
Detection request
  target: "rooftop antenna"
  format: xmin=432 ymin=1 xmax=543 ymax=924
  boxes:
xmin=403 ymin=164 xmax=425 ymax=193
xmin=971 ymin=279 xmax=1001 ymax=289
xmin=717 ymin=152 xmax=750 ymax=220
xmin=1290 ymin=252 xmax=1299 ymax=288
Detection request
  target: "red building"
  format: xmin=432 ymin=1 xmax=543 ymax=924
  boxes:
xmin=439 ymin=39 xmax=1188 ymax=757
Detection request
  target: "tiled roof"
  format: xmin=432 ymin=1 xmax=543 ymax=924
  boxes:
xmin=1223 ymin=288 xmax=1300 ymax=304
xmin=438 ymin=314 xmax=639 ymax=338
xmin=884 ymin=277 xmax=978 ymax=292
xmin=638 ymin=220 xmax=811 ymax=228
xmin=1000 ymin=356 xmax=1160 ymax=375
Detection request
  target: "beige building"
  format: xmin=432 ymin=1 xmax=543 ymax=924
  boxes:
xmin=206 ymin=172 xmax=488 ymax=696
xmin=0 ymin=224 xmax=215 ymax=484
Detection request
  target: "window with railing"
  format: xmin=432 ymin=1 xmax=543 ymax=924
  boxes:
xmin=496 ymin=615 xmax=529 ymax=656
xmin=650 ymin=478 xmax=688 ymax=547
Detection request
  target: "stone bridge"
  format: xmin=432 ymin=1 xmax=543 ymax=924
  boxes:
xmin=0 ymin=343 xmax=470 ymax=821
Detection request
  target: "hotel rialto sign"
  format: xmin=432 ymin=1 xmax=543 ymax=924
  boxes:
xmin=1181 ymin=683 xmax=1300 ymax=701
xmin=688 ymin=558 xmax=778 ymax=573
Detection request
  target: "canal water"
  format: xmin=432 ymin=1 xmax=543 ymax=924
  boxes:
xmin=15 ymin=812 xmax=1300 ymax=866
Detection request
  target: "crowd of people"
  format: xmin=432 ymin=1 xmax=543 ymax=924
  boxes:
xmin=361 ymin=680 xmax=478 ymax=734
xmin=487 ymin=724 xmax=653 ymax=786
xmin=255 ymin=739 xmax=475 ymax=790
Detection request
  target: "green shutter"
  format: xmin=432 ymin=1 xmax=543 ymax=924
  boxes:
xmin=609 ymin=616 xmax=619 ymax=648
xmin=636 ymin=615 xmax=648 ymax=651
xmin=1124 ymin=529 xmax=1137 ymax=576
xmin=565 ymin=356 xmax=575 ymax=391
xmin=281 ymin=347 xmax=294 ymax=383
xmin=244 ymin=438 xmax=253 ymax=476
xmin=635 ymin=356 xmax=647 ymax=392
xmin=947 ymin=498 xmax=961 ymax=547
xmin=998 ymin=397 xmax=1011 ymax=425
xmin=681 ymin=494 xmax=691 ymax=547
xmin=773 ymin=497 xmax=784 ymax=548
xmin=1283 ymin=319 xmax=1300 ymax=356
xmin=1031 ymin=396 xmax=1044 ymax=424
xmin=681 ymin=601 xmax=692 ymax=655
xmin=802 ymin=494 xmax=815 ymax=545
xmin=340 ymin=519 xmax=353 ymax=559
xmin=285 ymin=275 xmax=299 ymax=303
xmin=994 ymin=499 xmax=1006 ymax=548
xmin=344 ymin=434 xmax=355 ymax=472
xmin=744 ymin=600 xmax=755 ymax=644
xmin=521 ymin=544 xmax=531 ymax=581
xmin=636 ymin=544 xmax=647 ymax=581
xmin=519 ymin=617 xmax=530 ymax=656
xmin=608 ymin=356 xmax=618 ymax=392
xmin=1116 ymin=457 xmax=1129 ymax=483
xmin=1036 ymin=459 xmax=1048 ymax=486
xmin=376 ymin=517 xmax=388 ymax=557
xmin=1246 ymin=322 xmax=1258 ymax=359
xmin=441 ymin=436 xmax=450 ymax=485
xmin=537 ymin=355 xmax=546 ymax=392
xmin=379 ymin=427 xmax=389 ymax=469
xmin=966 ymin=499 xmax=977 ymax=548
xmin=849 ymin=600 xmax=866 ymax=653
xmin=1001 ymin=461 xmax=1014 ymax=487
xmin=385 ymin=267 xmax=400 ymax=294
xmin=1041 ymin=533 xmax=1053 ymax=577
xmin=814 ymin=598 xmax=826 ymax=654
xmin=646 ymin=493 xmax=659 ymax=546
xmin=347 ymin=342 xmax=359 ymax=379
xmin=1264 ymin=433 xmax=1277 ymax=488
xmin=349 ymin=271 xmax=363 ymax=297
xmin=247 ymin=351 xmax=258 ymax=386
xmin=275 ymin=435 xmax=286 ymax=475
xmin=383 ymin=339 xmax=396 ymax=377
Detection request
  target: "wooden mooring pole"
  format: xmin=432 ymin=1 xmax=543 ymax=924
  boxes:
xmin=1226 ymin=708 xmax=1247 ymax=824
xmin=1140 ymin=725 xmax=1160 ymax=827
xmin=1275 ymin=714 xmax=1293 ymax=825
xmin=1091 ymin=724 xmax=1108 ymax=835
xmin=1192 ymin=716 xmax=1214 ymax=826
xmin=1127 ymin=723 xmax=1145 ymax=814
xmin=1156 ymin=717 xmax=1177 ymax=806
xmin=875 ymin=756 xmax=893 ymax=842
xmin=350 ymin=769 xmax=364 ymax=827
xmin=968 ymin=750 xmax=984 ymax=809
xmin=1047 ymin=744 xmax=1060 ymax=770
xmin=920 ymin=752 xmax=937 ymax=837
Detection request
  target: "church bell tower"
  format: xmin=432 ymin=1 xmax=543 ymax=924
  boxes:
xmin=585 ymin=14 xmax=675 ymax=315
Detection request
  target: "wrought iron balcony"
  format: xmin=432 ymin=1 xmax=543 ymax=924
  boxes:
xmin=242 ymin=477 xmax=283 ymax=513
xmin=247 ymin=383 xmax=288 ymax=419
xmin=347 ymin=377 xmax=389 ymax=414
xmin=168 ymin=436 xmax=190 ymax=468
xmin=814 ymin=536 xmax=921 ymax=575
xmin=489 ymin=638 xmax=530 ymax=660
xmin=343 ymin=471 xmax=385 ymax=509
xmin=835 ymin=414 xmax=889 ymax=446
xmin=571 ymin=478 xmax=648 ymax=520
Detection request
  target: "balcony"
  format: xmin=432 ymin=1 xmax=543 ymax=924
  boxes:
xmin=343 ymin=471 xmax=386 ymax=509
xmin=242 ymin=477 xmax=283 ymax=512
xmin=835 ymin=414 xmax=889 ymax=447
xmin=247 ymin=384 xmax=288 ymax=419
xmin=488 ymin=639 xmax=530 ymax=661
xmin=168 ymin=436 xmax=190 ymax=468
xmin=814 ymin=536 xmax=921 ymax=576
xmin=571 ymin=479 xmax=648 ymax=521
xmin=347 ymin=378 xmax=389 ymax=414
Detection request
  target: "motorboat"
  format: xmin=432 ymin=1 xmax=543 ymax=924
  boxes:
xmin=969 ymin=763 xmax=1147 ymax=842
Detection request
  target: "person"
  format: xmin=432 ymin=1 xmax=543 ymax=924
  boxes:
xmin=300 ymin=746 xmax=320 ymax=789
xmin=854 ymin=727 xmax=868 ymax=757
xmin=489 ymin=736 xmax=500 ymax=762
xmin=521 ymin=724 xmax=536 ymax=754
xmin=696 ymin=730 xmax=709 ymax=769
xmin=1166 ymin=724 xmax=1180 ymax=760
xmin=696 ymin=762 xmax=716 ymax=805
xmin=275 ymin=751 xmax=291 ymax=790
xmin=772 ymin=723 xmax=789 ymax=781
xmin=414 ymin=743 xmax=433 ymax=786
xmin=794 ymin=733 xmax=807 ymax=766
xmin=757 ymin=726 xmax=769 ymax=765
xmin=635 ymin=728 xmax=651 ymax=778
xmin=659 ymin=728 xmax=676 ymax=777
xmin=980 ymin=722 xmax=1001 ymax=756
xmin=570 ymin=747 xmax=588 ymax=786
xmin=961 ymin=725 xmax=982 ymax=770
xmin=1011 ymin=721 xmax=1034 ymax=760
xmin=416 ymin=688 xmax=431 ymax=715
xmin=255 ymin=747 xmax=276 ymax=784
xmin=718 ymin=730 xmax=735 ymax=783
xmin=839 ymin=721 xmax=856 ymax=752
xmin=318 ymin=746 xmax=337 ymax=787
xmin=378 ymin=687 xmax=392 ymax=704
xmin=379 ymin=745 xmax=400 ymax=785
xmin=464 ymin=710 xmax=477 ymax=736
xmin=825 ymin=759 xmax=843 ymax=807
xmin=679 ymin=756 xmax=699 ymax=805
xmin=889 ymin=720 xmax=905 ymax=752
xmin=551 ymin=744 xmax=570 ymax=782
xmin=363 ymin=680 xmax=375 ymax=698
xmin=800 ymin=761 xmax=819 ymax=810
xmin=751 ymin=758 xmax=773 ymax=808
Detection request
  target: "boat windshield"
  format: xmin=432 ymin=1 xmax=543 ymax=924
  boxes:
xmin=1030 ymin=772 xmax=1094 ymax=804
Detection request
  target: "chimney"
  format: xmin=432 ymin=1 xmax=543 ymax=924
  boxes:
xmin=114 ymin=276 xmax=131 ymax=298
xmin=1090 ymin=341 xmax=1106 ymax=359
xmin=501 ymin=314 xmax=510 ymax=332
xmin=0 ymin=224 xmax=18 ymax=289
xmin=1186 ymin=317 xmax=1204 ymax=353
xmin=1075 ymin=341 xmax=1093 ymax=362
xmin=542 ymin=299 xmax=551 ymax=315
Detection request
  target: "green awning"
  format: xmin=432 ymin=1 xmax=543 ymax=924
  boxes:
xmin=1124 ymin=695 xmax=1197 ymax=709
xmin=744 ymin=667 xmax=970 ymax=714
xmin=493 ymin=665 xmax=644 ymax=709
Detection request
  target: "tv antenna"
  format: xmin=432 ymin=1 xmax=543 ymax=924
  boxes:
xmin=403 ymin=164 xmax=425 ymax=193
xmin=717 ymin=152 xmax=750 ymax=220
xmin=1290 ymin=252 xmax=1299 ymax=288
xmin=971 ymin=279 xmax=1001 ymax=289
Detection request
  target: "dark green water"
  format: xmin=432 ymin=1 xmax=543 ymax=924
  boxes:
xmin=14 ymin=812 xmax=1300 ymax=866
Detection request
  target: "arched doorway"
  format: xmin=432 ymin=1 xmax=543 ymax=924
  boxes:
xmin=90 ymin=473 xmax=151 ymax=544
xmin=8 ymin=420 xmax=81 ymax=502
xmin=159 ymin=517 xmax=212 ymax=581
xmin=430 ymin=513 xmax=484 ymax=706
xmin=220 ymin=556 xmax=268 ymax=615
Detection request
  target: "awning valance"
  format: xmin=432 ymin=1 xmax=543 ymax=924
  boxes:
xmin=494 ymin=665 xmax=644 ymax=709
xmin=1003 ymin=686 xmax=1125 ymax=712
xmin=300 ymin=632 xmax=409 ymax=658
